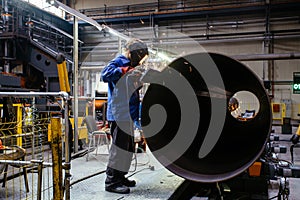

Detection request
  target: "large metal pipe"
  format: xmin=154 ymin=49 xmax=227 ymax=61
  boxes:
xmin=141 ymin=52 xmax=271 ymax=183
xmin=232 ymin=52 xmax=300 ymax=61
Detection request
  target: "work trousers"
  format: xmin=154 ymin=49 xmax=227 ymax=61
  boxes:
xmin=105 ymin=121 xmax=134 ymax=187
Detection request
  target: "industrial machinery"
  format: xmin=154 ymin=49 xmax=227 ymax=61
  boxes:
xmin=0 ymin=0 xmax=73 ymax=93
xmin=141 ymin=52 xmax=299 ymax=199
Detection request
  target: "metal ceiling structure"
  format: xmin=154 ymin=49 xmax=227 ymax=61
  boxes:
xmin=77 ymin=0 xmax=300 ymax=69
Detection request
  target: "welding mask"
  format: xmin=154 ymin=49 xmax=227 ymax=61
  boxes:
xmin=126 ymin=39 xmax=148 ymax=67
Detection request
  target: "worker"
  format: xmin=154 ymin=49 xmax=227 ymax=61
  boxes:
xmin=101 ymin=38 xmax=148 ymax=194
xmin=228 ymin=97 xmax=239 ymax=112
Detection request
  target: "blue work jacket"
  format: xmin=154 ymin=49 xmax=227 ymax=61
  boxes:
xmin=101 ymin=54 xmax=140 ymax=122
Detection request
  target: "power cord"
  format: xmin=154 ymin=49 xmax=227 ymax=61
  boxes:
xmin=69 ymin=170 xmax=106 ymax=187
xmin=126 ymin=164 xmax=155 ymax=179
xmin=129 ymin=145 xmax=151 ymax=173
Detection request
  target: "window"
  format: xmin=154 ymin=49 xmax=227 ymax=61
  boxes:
xmin=22 ymin=0 xmax=65 ymax=18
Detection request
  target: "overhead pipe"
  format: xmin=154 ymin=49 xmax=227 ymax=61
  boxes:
xmin=78 ymin=0 xmax=300 ymax=26
xmin=80 ymin=29 xmax=300 ymax=49
xmin=79 ymin=35 xmax=300 ymax=74
xmin=81 ymin=29 xmax=300 ymax=45
xmin=232 ymin=52 xmax=300 ymax=61
xmin=169 ymin=16 xmax=300 ymax=30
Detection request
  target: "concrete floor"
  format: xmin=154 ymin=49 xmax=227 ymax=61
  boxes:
xmin=70 ymin=146 xmax=185 ymax=200
xmin=1 ymin=126 xmax=300 ymax=200
xmin=69 ymin=127 xmax=300 ymax=200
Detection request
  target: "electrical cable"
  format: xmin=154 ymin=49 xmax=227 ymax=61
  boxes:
xmin=67 ymin=142 xmax=110 ymax=187
xmin=68 ymin=138 xmax=151 ymax=187
xmin=126 ymin=165 xmax=155 ymax=179
xmin=129 ymin=152 xmax=138 ymax=173
xmin=69 ymin=170 xmax=106 ymax=187
xmin=126 ymin=71 xmax=154 ymax=177
xmin=126 ymin=70 xmax=145 ymax=173
xmin=134 ymin=148 xmax=151 ymax=166
xmin=126 ymin=73 xmax=137 ymax=173
xmin=269 ymin=195 xmax=279 ymax=200
xmin=69 ymin=149 xmax=88 ymax=160
xmin=129 ymin=148 xmax=151 ymax=173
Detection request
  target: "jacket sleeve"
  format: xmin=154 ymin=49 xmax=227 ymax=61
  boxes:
xmin=101 ymin=60 xmax=123 ymax=83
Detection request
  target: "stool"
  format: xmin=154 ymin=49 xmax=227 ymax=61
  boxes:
xmin=1 ymin=146 xmax=29 ymax=193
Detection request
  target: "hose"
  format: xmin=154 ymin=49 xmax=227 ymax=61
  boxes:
xmin=69 ymin=170 xmax=106 ymax=187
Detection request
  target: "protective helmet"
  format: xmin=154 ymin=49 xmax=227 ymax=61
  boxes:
xmin=228 ymin=97 xmax=239 ymax=112
xmin=125 ymin=38 xmax=148 ymax=67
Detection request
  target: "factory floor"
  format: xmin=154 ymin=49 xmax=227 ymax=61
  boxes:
xmin=69 ymin=127 xmax=300 ymax=200
xmin=1 ymin=126 xmax=300 ymax=199
xmin=70 ymin=145 xmax=184 ymax=200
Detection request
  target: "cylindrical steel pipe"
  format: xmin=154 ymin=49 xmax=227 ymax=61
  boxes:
xmin=141 ymin=52 xmax=271 ymax=183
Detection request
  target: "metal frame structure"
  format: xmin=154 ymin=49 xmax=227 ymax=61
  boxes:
xmin=0 ymin=91 xmax=71 ymax=200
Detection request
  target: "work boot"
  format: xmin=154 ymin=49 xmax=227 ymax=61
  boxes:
xmin=105 ymin=183 xmax=130 ymax=194
xmin=122 ymin=178 xmax=136 ymax=187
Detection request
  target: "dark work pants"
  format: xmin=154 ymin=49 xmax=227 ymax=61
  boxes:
xmin=105 ymin=121 xmax=134 ymax=187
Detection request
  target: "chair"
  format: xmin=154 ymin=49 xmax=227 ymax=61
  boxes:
xmin=82 ymin=116 xmax=110 ymax=161
xmin=1 ymin=146 xmax=29 ymax=193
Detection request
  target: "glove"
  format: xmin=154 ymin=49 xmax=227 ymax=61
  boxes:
xmin=134 ymin=120 xmax=142 ymax=130
xmin=120 ymin=66 xmax=133 ymax=75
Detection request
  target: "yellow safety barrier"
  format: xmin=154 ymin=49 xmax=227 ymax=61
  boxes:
xmin=51 ymin=117 xmax=63 ymax=200
xmin=0 ymin=92 xmax=68 ymax=199
xmin=48 ymin=117 xmax=88 ymax=142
